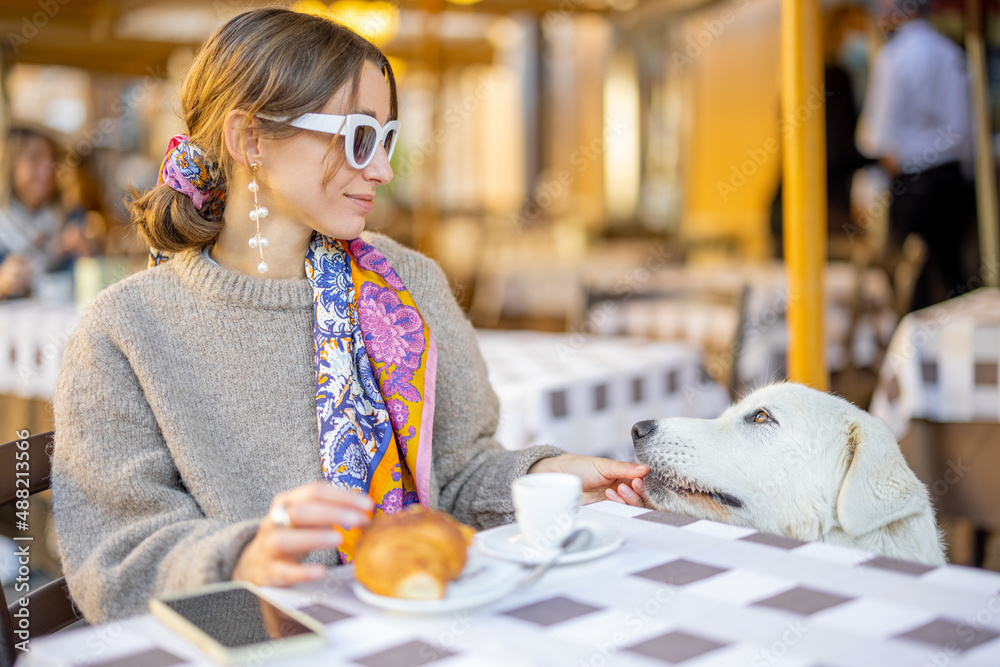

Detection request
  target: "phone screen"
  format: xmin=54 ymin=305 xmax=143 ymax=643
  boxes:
xmin=161 ymin=587 xmax=318 ymax=648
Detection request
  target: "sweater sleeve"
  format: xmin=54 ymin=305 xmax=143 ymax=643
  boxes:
xmin=374 ymin=237 xmax=565 ymax=529
xmin=51 ymin=308 xmax=260 ymax=624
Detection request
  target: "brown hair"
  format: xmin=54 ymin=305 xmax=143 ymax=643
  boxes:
xmin=128 ymin=7 xmax=398 ymax=252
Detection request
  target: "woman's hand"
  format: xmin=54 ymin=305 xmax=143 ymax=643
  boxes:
xmin=0 ymin=256 xmax=31 ymax=299
xmin=528 ymin=454 xmax=649 ymax=508
xmin=232 ymin=480 xmax=372 ymax=587
xmin=56 ymin=223 xmax=93 ymax=257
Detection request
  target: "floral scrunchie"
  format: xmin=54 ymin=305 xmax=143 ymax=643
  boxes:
xmin=157 ymin=134 xmax=226 ymax=219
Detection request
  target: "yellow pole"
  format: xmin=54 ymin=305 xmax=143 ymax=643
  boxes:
xmin=966 ymin=0 xmax=1000 ymax=287
xmin=781 ymin=0 xmax=828 ymax=390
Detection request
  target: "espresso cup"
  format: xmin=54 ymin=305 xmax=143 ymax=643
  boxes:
xmin=512 ymin=473 xmax=582 ymax=553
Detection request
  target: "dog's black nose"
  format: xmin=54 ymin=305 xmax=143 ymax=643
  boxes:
xmin=632 ymin=420 xmax=657 ymax=442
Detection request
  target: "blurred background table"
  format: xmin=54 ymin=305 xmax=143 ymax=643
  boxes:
xmin=581 ymin=259 xmax=897 ymax=398
xmin=0 ymin=300 xmax=729 ymax=462
xmin=870 ymin=288 xmax=1000 ymax=566
xmin=478 ymin=330 xmax=729 ymax=460
xmin=0 ymin=299 xmax=81 ymax=438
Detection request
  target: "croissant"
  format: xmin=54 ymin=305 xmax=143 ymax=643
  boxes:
xmin=354 ymin=506 xmax=474 ymax=599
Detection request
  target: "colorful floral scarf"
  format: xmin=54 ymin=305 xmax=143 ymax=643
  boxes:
xmin=307 ymin=235 xmax=436 ymax=562
xmin=150 ymin=233 xmax=437 ymax=564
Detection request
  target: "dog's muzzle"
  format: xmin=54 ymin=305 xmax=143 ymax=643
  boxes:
xmin=632 ymin=420 xmax=657 ymax=444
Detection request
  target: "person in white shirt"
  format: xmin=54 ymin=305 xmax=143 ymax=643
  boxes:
xmin=857 ymin=0 xmax=975 ymax=310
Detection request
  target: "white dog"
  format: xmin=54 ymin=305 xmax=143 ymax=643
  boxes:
xmin=632 ymin=382 xmax=946 ymax=565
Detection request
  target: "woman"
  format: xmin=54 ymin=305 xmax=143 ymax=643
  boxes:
xmin=0 ymin=125 xmax=90 ymax=298
xmin=52 ymin=8 xmax=647 ymax=624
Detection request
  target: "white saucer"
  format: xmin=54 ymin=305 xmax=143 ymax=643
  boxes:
xmin=473 ymin=520 xmax=623 ymax=565
xmin=352 ymin=555 xmax=521 ymax=614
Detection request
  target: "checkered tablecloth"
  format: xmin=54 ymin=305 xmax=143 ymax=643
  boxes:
xmin=476 ymin=330 xmax=730 ymax=460
xmin=22 ymin=502 xmax=1000 ymax=667
xmin=870 ymin=288 xmax=1000 ymax=438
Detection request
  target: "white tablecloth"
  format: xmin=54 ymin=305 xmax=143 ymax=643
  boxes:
xmin=0 ymin=300 xmax=81 ymax=400
xmin=870 ymin=288 xmax=1000 ymax=438
xmin=19 ymin=502 xmax=1000 ymax=667
xmin=477 ymin=330 xmax=729 ymax=460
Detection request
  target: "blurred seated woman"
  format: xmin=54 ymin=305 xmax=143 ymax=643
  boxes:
xmin=0 ymin=124 xmax=92 ymax=299
xmin=51 ymin=8 xmax=648 ymax=624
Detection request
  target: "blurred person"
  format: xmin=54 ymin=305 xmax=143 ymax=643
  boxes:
xmin=857 ymin=0 xmax=974 ymax=309
xmin=770 ymin=4 xmax=875 ymax=259
xmin=0 ymin=124 xmax=93 ymax=299
xmin=59 ymin=152 xmax=110 ymax=254
xmin=51 ymin=8 xmax=649 ymax=624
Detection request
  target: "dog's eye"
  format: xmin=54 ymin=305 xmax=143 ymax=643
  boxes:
xmin=753 ymin=410 xmax=772 ymax=424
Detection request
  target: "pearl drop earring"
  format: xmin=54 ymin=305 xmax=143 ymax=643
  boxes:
xmin=247 ymin=162 xmax=270 ymax=274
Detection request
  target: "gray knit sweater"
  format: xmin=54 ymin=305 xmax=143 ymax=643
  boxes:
xmin=51 ymin=232 xmax=563 ymax=623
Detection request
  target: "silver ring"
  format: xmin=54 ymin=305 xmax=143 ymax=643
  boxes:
xmin=268 ymin=503 xmax=292 ymax=528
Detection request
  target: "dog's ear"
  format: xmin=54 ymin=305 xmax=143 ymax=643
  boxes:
xmin=835 ymin=418 xmax=927 ymax=537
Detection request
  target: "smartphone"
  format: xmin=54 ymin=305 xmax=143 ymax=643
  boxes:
xmin=149 ymin=581 xmax=326 ymax=664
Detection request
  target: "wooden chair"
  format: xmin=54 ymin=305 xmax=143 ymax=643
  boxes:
xmin=582 ymin=284 xmax=751 ymax=401
xmin=0 ymin=431 xmax=79 ymax=667
xmin=835 ymin=233 xmax=929 ymax=408
xmin=889 ymin=233 xmax=929 ymax=319
xmin=834 ymin=241 xmax=882 ymax=407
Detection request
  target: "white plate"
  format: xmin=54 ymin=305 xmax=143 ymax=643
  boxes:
xmin=352 ymin=555 xmax=521 ymax=613
xmin=473 ymin=520 xmax=623 ymax=565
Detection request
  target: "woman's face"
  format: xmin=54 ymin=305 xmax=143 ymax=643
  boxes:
xmin=13 ymin=135 xmax=56 ymax=211
xmin=259 ymin=60 xmax=394 ymax=241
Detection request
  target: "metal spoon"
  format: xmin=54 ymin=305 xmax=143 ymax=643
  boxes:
xmin=519 ymin=527 xmax=593 ymax=586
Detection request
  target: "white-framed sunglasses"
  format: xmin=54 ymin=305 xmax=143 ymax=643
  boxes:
xmin=257 ymin=112 xmax=399 ymax=169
